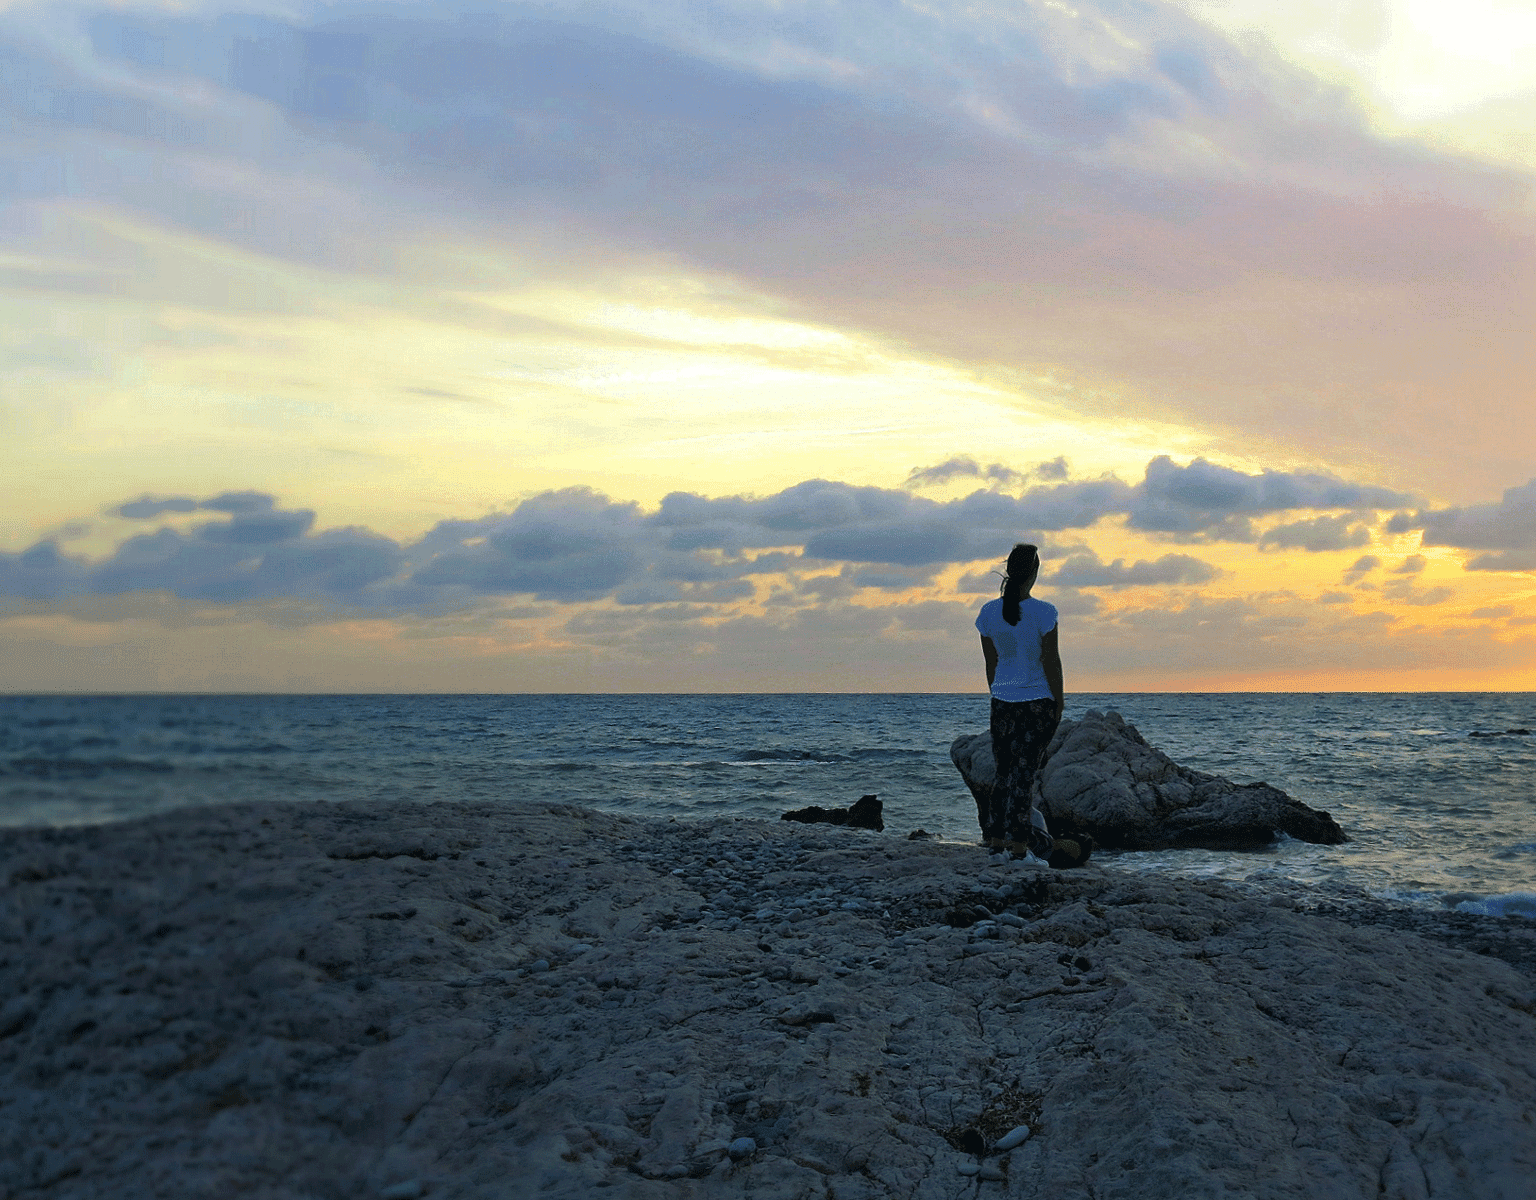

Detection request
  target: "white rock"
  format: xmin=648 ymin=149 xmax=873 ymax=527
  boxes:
xmin=994 ymin=1125 xmax=1031 ymax=1151
xmin=727 ymin=1137 xmax=756 ymax=1160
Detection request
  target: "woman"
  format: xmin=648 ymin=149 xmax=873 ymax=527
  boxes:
xmin=975 ymin=543 xmax=1064 ymax=859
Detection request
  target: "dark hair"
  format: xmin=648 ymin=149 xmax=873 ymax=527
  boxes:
xmin=1001 ymin=543 xmax=1039 ymax=626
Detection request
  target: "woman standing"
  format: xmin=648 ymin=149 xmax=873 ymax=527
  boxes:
xmin=975 ymin=543 xmax=1064 ymax=859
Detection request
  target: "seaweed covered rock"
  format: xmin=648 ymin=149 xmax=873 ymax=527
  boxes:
xmin=951 ymin=710 xmax=1346 ymax=851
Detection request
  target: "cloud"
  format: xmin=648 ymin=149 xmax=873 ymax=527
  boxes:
xmin=117 ymin=495 xmax=198 ymax=519
xmin=956 ymin=569 xmax=1002 ymax=595
xmin=903 ymin=455 xmax=1069 ymax=491
xmin=1392 ymin=555 xmax=1427 ymax=574
xmin=1047 ymin=550 xmax=1219 ymax=589
xmin=1130 ymin=457 xmax=1410 ymax=540
xmin=0 ymin=503 xmax=403 ymax=604
xmin=201 ymin=490 xmax=279 ymax=515
xmin=0 ymin=460 xmax=1435 ymax=612
xmin=651 ymin=475 xmax=1132 ymax=565
xmin=408 ymin=487 xmax=646 ymax=602
xmin=1343 ymin=554 xmax=1380 ymax=582
xmin=1465 ymin=551 xmax=1536 ymax=572
xmin=904 ymin=457 xmax=1025 ymax=489
xmin=1380 ymin=579 xmax=1454 ymax=606
xmin=1388 ymin=478 xmax=1536 ymax=571
xmin=8 ymin=0 xmax=1536 ymax=503
xmin=1425 ymin=478 xmax=1536 ymax=549
xmin=1258 ymin=514 xmax=1371 ymax=553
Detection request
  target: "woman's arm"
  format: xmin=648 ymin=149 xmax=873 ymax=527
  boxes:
xmin=1040 ymin=626 xmax=1064 ymax=720
xmin=980 ymin=636 xmax=998 ymax=688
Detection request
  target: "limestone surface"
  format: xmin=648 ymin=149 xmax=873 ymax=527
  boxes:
xmin=952 ymin=709 xmax=1348 ymax=850
xmin=2 ymin=799 xmax=1532 ymax=1200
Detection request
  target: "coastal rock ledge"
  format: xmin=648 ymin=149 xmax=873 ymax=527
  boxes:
xmin=952 ymin=709 xmax=1348 ymax=851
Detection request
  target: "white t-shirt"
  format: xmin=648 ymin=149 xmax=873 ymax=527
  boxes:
xmin=975 ymin=596 xmax=1058 ymax=703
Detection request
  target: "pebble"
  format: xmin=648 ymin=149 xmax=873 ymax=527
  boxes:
xmin=978 ymin=1162 xmax=1005 ymax=1181
xmin=527 ymin=959 xmax=550 ymax=974
xmin=956 ymin=1161 xmax=979 ymax=1176
xmin=728 ymin=1137 xmax=757 ymax=1160
xmin=994 ymin=1125 xmax=1031 ymax=1151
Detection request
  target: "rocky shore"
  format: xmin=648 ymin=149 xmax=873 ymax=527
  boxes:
xmin=3 ymin=800 xmax=1535 ymax=1199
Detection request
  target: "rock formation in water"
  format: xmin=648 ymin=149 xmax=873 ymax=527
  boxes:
xmin=780 ymin=794 xmax=884 ymax=832
xmin=951 ymin=709 xmax=1347 ymax=851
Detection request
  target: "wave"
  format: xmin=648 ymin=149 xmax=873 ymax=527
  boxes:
xmin=734 ymin=746 xmax=930 ymax=763
xmin=736 ymin=749 xmax=850 ymax=763
xmin=1452 ymin=892 xmax=1536 ymax=919
xmin=1465 ymin=728 xmax=1533 ymax=739
xmin=5 ymin=757 xmax=175 ymax=779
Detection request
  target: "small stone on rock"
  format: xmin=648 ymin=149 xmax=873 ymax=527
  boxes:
xmin=728 ymin=1137 xmax=757 ymax=1159
xmin=956 ymin=1161 xmax=979 ymax=1176
xmin=994 ymin=1125 xmax=1031 ymax=1151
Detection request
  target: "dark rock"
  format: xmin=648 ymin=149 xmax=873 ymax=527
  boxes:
xmin=950 ymin=709 xmax=1347 ymax=852
xmin=778 ymin=1009 xmax=836 ymax=1027
xmin=780 ymin=794 xmax=884 ymax=832
xmin=907 ymin=828 xmax=932 ymax=840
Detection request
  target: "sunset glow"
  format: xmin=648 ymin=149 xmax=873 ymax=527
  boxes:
xmin=3 ymin=0 xmax=1535 ymax=691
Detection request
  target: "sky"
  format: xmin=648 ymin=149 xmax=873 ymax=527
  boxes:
xmin=2 ymin=0 xmax=1535 ymax=693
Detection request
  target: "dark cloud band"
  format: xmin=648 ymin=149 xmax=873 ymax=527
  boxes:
xmin=0 ymin=456 xmax=1440 ymax=610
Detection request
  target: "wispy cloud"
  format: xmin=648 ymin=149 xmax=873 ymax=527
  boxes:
xmin=1048 ymin=550 xmax=1219 ymax=589
xmin=1259 ymin=514 xmax=1372 ymax=553
xmin=6 ymin=0 xmax=1535 ymax=495
xmin=903 ymin=455 xmax=1068 ymax=490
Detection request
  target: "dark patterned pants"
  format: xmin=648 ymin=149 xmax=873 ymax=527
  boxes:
xmin=985 ymin=696 xmax=1059 ymax=851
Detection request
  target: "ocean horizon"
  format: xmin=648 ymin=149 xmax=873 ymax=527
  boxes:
xmin=4 ymin=690 xmax=1534 ymax=919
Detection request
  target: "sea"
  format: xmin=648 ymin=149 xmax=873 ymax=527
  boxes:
xmin=2 ymin=693 xmax=1533 ymax=919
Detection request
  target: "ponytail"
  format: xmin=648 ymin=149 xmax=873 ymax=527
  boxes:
xmin=1000 ymin=543 xmax=1039 ymax=626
